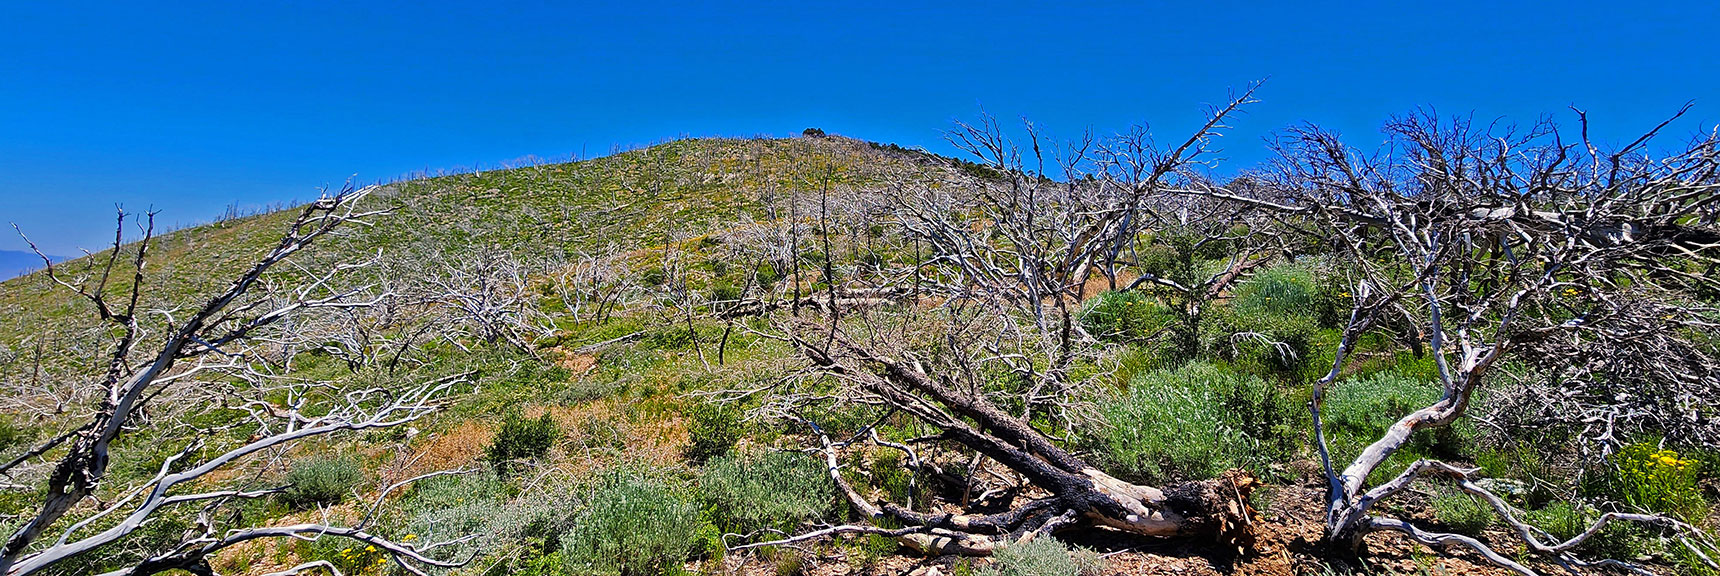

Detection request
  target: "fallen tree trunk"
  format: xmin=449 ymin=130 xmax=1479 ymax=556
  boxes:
xmin=769 ymin=332 xmax=1259 ymax=556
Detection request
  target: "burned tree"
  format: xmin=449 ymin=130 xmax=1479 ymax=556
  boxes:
xmin=0 ymin=187 xmax=473 ymax=576
xmin=728 ymin=89 xmax=1273 ymax=556
xmin=1187 ymin=108 xmax=1720 ymax=573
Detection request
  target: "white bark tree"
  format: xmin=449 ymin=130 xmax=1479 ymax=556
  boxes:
xmin=1 ymin=186 xmax=474 ymax=576
xmin=1184 ymin=107 xmax=1720 ymax=574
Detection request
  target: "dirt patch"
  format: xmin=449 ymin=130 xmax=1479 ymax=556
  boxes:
xmin=516 ymin=399 xmax=691 ymax=476
xmin=557 ymin=352 xmax=598 ymax=376
xmin=391 ymin=420 xmax=492 ymax=479
xmin=1081 ymin=270 xmax=1138 ymax=300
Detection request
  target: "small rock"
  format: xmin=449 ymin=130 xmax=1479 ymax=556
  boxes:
xmin=1474 ymin=478 xmax=1527 ymax=497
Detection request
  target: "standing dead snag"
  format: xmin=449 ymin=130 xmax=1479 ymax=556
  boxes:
xmin=1 ymin=186 xmax=473 ymax=576
xmin=1185 ymin=109 xmax=1720 ymax=574
xmin=730 ymin=90 xmax=1271 ymax=557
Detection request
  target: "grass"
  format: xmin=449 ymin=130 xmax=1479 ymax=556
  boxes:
xmin=279 ymin=455 xmax=364 ymax=510
xmin=1321 ymin=371 xmax=1477 ymax=482
xmin=1430 ymin=488 xmax=1492 ymax=535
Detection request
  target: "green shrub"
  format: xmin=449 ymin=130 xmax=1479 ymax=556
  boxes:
xmin=1309 ymin=262 xmax=1355 ymax=329
xmin=1322 ymin=372 xmax=1474 ymax=468
xmin=1097 ymin=362 xmax=1298 ymax=483
xmin=977 ymin=537 xmax=1104 ymax=576
xmin=562 ymin=471 xmax=702 ymax=576
xmin=684 ymin=402 xmax=743 ymax=463
xmin=1523 ymin=501 xmax=1639 ymax=558
xmin=400 ymin=471 xmax=573 ymax=565
xmin=1232 ymin=264 xmax=1317 ymax=315
xmin=1211 ymin=264 xmax=1322 ymax=375
xmin=699 ymin=449 xmax=836 ymax=533
xmin=486 ymin=410 xmax=559 ymax=476
xmin=1430 ymin=488 xmax=1492 ymax=535
xmin=1473 ymin=442 xmax=1560 ymax=507
xmin=1078 ymin=291 xmax=1169 ymax=345
xmin=279 ymin=455 xmax=363 ymax=510
xmin=1602 ymin=442 xmax=1707 ymax=522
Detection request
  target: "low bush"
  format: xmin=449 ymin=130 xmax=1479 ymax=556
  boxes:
xmin=1523 ymin=501 xmax=1639 ymax=559
xmin=279 ymin=455 xmax=363 ymax=510
xmin=562 ymin=470 xmax=702 ymax=576
xmin=400 ymin=471 xmax=573 ymax=565
xmin=684 ymin=401 xmax=743 ymax=463
xmin=1602 ymin=442 xmax=1707 ymax=522
xmin=1430 ymin=488 xmax=1492 ymax=535
xmin=977 ymin=537 xmax=1104 ymax=576
xmin=486 ymin=410 xmax=560 ymax=476
xmin=1096 ymin=362 xmax=1298 ymax=483
xmin=1322 ymin=372 xmax=1475 ymax=467
xmin=1078 ymin=291 xmax=1169 ymax=345
xmin=699 ymin=449 xmax=837 ymax=533
xmin=1210 ymin=264 xmax=1322 ymax=375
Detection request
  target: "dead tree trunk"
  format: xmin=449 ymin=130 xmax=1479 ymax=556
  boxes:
xmin=770 ymin=332 xmax=1258 ymax=556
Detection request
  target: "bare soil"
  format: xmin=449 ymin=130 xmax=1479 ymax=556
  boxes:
xmin=710 ymin=475 xmax=1675 ymax=575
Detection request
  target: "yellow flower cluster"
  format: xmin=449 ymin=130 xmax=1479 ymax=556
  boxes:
xmin=1651 ymin=449 xmax=1692 ymax=470
xmin=1612 ymin=443 xmax=1704 ymax=521
xmin=334 ymin=541 xmax=397 ymax=574
xmin=1561 ymin=287 xmax=1582 ymax=297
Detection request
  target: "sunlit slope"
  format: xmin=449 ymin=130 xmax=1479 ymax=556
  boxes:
xmin=0 ymin=135 xmax=941 ymax=350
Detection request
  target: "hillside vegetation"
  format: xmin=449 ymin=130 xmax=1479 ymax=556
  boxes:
xmin=1 ymin=113 xmax=1716 ymax=576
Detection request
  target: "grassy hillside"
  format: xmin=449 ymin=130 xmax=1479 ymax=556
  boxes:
xmin=0 ymin=132 xmax=1712 ymax=576
xmin=0 ymin=134 xmax=971 ymax=575
xmin=0 ymin=136 xmax=931 ymax=345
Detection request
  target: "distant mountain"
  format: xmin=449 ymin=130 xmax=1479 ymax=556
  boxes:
xmin=0 ymin=250 xmax=61 ymax=282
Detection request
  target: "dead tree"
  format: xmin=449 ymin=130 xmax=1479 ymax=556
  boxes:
xmin=1185 ymin=108 xmax=1720 ymax=574
xmin=733 ymin=89 xmax=1270 ymax=557
xmin=549 ymin=246 xmax=634 ymax=327
xmin=414 ymin=249 xmax=557 ymax=353
xmin=1 ymin=186 xmax=473 ymax=576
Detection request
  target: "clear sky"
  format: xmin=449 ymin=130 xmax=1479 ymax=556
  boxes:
xmin=1 ymin=1 xmax=1714 ymax=255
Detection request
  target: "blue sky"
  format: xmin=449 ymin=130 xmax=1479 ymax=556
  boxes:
xmin=1 ymin=1 xmax=1714 ymax=254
